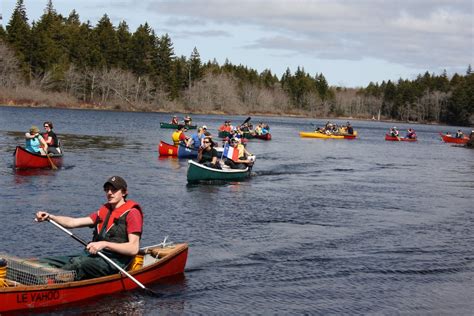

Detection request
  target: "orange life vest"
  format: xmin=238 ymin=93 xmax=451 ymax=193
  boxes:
xmin=92 ymin=200 xmax=142 ymax=243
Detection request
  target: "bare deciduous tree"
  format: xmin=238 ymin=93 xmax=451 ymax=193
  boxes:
xmin=0 ymin=41 xmax=22 ymax=87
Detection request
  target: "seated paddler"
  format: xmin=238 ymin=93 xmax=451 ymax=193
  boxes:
xmin=224 ymin=138 xmax=254 ymax=169
xmin=35 ymin=176 xmax=143 ymax=281
xmin=172 ymin=124 xmax=189 ymax=146
xmin=197 ymin=136 xmax=221 ymax=169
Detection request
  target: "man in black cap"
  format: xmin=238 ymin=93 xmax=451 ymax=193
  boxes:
xmin=35 ymin=176 xmax=143 ymax=280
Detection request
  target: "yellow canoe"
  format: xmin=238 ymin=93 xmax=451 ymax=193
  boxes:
xmin=299 ymin=131 xmax=357 ymax=139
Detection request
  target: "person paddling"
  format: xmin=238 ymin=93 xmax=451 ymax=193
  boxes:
xmin=186 ymin=127 xmax=205 ymax=149
xmin=43 ymin=121 xmax=61 ymax=154
xmin=25 ymin=125 xmax=48 ymax=155
xmin=455 ymin=130 xmax=464 ymax=138
xmin=170 ymin=115 xmax=179 ymax=125
xmin=406 ymin=128 xmax=416 ymax=139
xmin=224 ymin=138 xmax=254 ymax=169
xmin=172 ymin=125 xmax=188 ymax=146
xmin=390 ymin=127 xmax=399 ymax=137
xmin=35 ymin=176 xmax=143 ymax=281
xmin=197 ymin=136 xmax=221 ymax=169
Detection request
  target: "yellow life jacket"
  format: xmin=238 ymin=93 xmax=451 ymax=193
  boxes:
xmin=172 ymin=131 xmax=182 ymax=146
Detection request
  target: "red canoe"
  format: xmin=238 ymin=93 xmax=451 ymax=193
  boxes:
xmin=0 ymin=243 xmax=188 ymax=313
xmin=158 ymin=141 xmax=178 ymax=156
xmin=14 ymin=146 xmax=63 ymax=169
xmin=385 ymin=134 xmax=417 ymax=142
xmin=253 ymin=133 xmax=272 ymax=140
xmin=439 ymin=133 xmax=469 ymax=144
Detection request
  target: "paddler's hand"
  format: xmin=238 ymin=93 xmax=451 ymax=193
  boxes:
xmin=87 ymin=241 xmax=107 ymax=255
xmin=35 ymin=211 xmax=50 ymax=222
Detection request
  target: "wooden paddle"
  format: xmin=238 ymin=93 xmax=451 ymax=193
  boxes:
xmin=47 ymin=218 xmax=162 ymax=297
xmin=46 ymin=153 xmax=58 ymax=170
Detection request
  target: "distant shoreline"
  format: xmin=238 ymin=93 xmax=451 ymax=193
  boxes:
xmin=0 ymin=101 xmax=447 ymax=127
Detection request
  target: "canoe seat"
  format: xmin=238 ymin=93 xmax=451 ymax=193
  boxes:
xmin=147 ymin=247 xmax=176 ymax=259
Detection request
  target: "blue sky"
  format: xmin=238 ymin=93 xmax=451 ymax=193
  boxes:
xmin=1 ymin=0 xmax=472 ymax=87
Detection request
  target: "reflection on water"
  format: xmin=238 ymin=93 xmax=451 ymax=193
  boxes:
xmin=38 ymin=275 xmax=188 ymax=316
xmin=64 ymin=134 xmax=128 ymax=151
xmin=157 ymin=156 xmax=181 ymax=170
xmin=14 ymin=168 xmax=59 ymax=178
xmin=5 ymin=131 xmax=128 ymax=152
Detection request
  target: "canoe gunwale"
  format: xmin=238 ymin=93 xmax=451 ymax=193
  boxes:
xmin=189 ymin=160 xmax=249 ymax=173
xmin=186 ymin=160 xmax=251 ymax=182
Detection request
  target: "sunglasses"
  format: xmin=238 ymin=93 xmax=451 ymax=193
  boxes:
xmin=203 ymin=141 xmax=210 ymax=144
xmin=44 ymin=125 xmax=49 ymax=128
xmin=104 ymin=187 xmax=119 ymax=193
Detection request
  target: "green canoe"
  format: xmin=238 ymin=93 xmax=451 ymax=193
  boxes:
xmin=217 ymin=131 xmax=254 ymax=139
xmin=186 ymin=160 xmax=251 ymax=183
xmin=160 ymin=122 xmax=197 ymax=129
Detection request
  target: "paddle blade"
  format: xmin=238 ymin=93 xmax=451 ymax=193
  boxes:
xmin=242 ymin=116 xmax=251 ymax=125
xmin=143 ymin=288 xmax=162 ymax=297
xmin=47 ymin=154 xmax=58 ymax=170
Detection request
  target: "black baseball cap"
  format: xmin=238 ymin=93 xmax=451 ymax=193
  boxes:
xmin=103 ymin=176 xmax=127 ymax=190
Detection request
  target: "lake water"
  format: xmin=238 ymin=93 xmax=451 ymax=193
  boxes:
xmin=1 ymin=105 xmax=473 ymax=314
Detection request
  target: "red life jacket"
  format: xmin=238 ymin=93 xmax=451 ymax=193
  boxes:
xmin=92 ymin=200 xmax=142 ymax=243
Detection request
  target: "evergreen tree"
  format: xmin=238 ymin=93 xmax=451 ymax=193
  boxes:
xmin=434 ymin=70 xmax=450 ymax=92
xmin=260 ymin=69 xmax=278 ymax=88
xmin=174 ymin=55 xmax=188 ymax=95
xmin=155 ymin=33 xmax=176 ymax=94
xmin=382 ymin=80 xmax=396 ymax=116
xmin=315 ymin=73 xmax=329 ymax=101
xmin=71 ymin=21 xmax=103 ymax=69
xmin=64 ymin=10 xmax=86 ymax=67
xmin=0 ymin=25 xmax=7 ymax=41
xmin=450 ymin=73 xmax=464 ymax=87
xmin=289 ymin=67 xmax=312 ymax=108
xmin=443 ymin=73 xmax=474 ymax=125
xmin=6 ymin=0 xmax=31 ymax=70
xmin=129 ymin=23 xmax=155 ymax=76
xmin=116 ymin=21 xmax=132 ymax=70
xmin=29 ymin=0 xmax=69 ymax=81
xmin=189 ymin=47 xmax=202 ymax=86
xmin=94 ymin=14 xmax=120 ymax=68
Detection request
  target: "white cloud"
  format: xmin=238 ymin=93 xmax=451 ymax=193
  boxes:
xmin=147 ymin=0 xmax=473 ymax=72
xmin=2 ymin=0 xmax=472 ymax=86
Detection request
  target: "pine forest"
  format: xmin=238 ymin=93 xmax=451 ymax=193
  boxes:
xmin=0 ymin=0 xmax=472 ymax=126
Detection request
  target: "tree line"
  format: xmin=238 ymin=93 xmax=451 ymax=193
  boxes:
xmin=0 ymin=0 xmax=472 ymax=126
